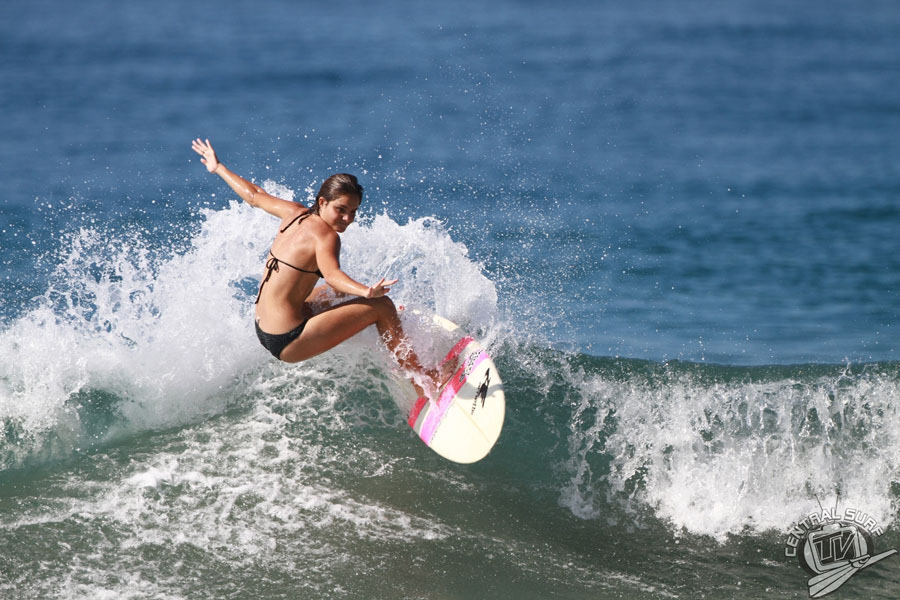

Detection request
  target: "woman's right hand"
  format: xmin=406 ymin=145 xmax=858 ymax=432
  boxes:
xmin=191 ymin=138 xmax=220 ymax=173
xmin=366 ymin=277 xmax=398 ymax=298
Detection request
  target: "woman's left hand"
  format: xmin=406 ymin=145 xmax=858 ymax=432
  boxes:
xmin=366 ymin=278 xmax=398 ymax=298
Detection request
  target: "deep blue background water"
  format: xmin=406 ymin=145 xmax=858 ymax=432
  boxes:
xmin=3 ymin=0 xmax=899 ymax=364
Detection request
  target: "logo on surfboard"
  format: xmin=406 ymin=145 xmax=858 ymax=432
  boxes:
xmin=471 ymin=370 xmax=490 ymax=415
xmin=784 ymin=504 xmax=896 ymax=597
xmin=458 ymin=350 xmax=484 ymax=384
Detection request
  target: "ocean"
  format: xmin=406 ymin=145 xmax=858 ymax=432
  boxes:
xmin=1 ymin=0 xmax=899 ymax=598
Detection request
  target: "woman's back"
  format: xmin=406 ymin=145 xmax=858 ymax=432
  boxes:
xmin=256 ymin=211 xmax=323 ymax=330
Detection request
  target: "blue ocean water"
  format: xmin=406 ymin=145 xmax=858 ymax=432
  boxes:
xmin=1 ymin=0 xmax=899 ymax=598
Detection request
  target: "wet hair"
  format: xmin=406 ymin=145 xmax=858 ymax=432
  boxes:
xmin=310 ymin=173 xmax=364 ymax=214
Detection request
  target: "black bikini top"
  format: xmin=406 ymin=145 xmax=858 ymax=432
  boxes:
xmin=255 ymin=213 xmax=323 ymax=304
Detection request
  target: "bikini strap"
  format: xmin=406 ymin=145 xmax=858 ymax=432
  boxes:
xmin=255 ymin=251 xmax=322 ymax=304
xmin=280 ymin=212 xmax=310 ymax=233
xmin=255 ymin=254 xmax=281 ymax=304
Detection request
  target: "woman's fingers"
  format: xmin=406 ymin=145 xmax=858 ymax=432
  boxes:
xmin=369 ymin=277 xmax=399 ymax=297
xmin=375 ymin=278 xmax=399 ymax=290
xmin=191 ymin=141 xmax=209 ymax=159
xmin=191 ymin=138 xmax=213 ymax=156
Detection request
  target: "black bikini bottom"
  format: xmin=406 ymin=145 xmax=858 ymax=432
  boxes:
xmin=255 ymin=319 xmax=308 ymax=359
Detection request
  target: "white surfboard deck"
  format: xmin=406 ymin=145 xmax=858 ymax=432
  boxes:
xmin=403 ymin=314 xmax=505 ymax=464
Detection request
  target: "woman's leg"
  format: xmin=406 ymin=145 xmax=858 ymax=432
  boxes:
xmin=279 ymin=295 xmax=437 ymax=396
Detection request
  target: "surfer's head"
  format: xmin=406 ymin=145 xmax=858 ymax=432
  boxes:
xmin=310 ymin=173 xmax=363 ymax=216
xmin=312 ymin=174 xmax=362 ymax=233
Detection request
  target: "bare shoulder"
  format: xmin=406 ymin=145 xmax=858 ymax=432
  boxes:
xmin=304 ymin=215 xmax=335 ymax=237
xmin=304 ymin=216 xmax=339 ymax=250
xmin=277 ymin=204 xmax=309 ymax=226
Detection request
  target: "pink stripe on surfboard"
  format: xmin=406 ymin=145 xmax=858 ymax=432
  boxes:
xmin=418 ymin=350 xmax=489 ymax=445
xmin=442 ymin=336 xmax=474 ymax=366
xmin=407 ymin=336 xmax=473 ymax=429
xmin=408 ymin=396 xmax=428 ymax=428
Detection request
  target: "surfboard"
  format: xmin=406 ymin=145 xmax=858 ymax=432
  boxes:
xmin=405 ymin=314 xmax=505 ymax=464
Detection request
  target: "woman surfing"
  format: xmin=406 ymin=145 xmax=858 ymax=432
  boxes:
xmin=191 ymin=138 xmax=439 ymax=399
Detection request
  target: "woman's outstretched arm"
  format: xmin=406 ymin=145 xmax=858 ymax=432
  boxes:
xmin=191 ymin=138 xmax=304 ymax=220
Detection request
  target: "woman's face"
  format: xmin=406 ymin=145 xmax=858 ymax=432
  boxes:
xmin=318 ymin=194 xmax=360 ymax=233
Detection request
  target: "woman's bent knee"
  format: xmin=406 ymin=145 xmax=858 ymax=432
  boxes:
xmin=370 ymin=295 xmax=397 ymax=317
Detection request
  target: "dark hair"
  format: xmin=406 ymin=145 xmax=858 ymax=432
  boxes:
xmin=310 ymin=173 xmax=364 ymax=214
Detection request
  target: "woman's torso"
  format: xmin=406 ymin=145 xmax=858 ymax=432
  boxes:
xmin=255 ymin=210 xmax=322 ymax=333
